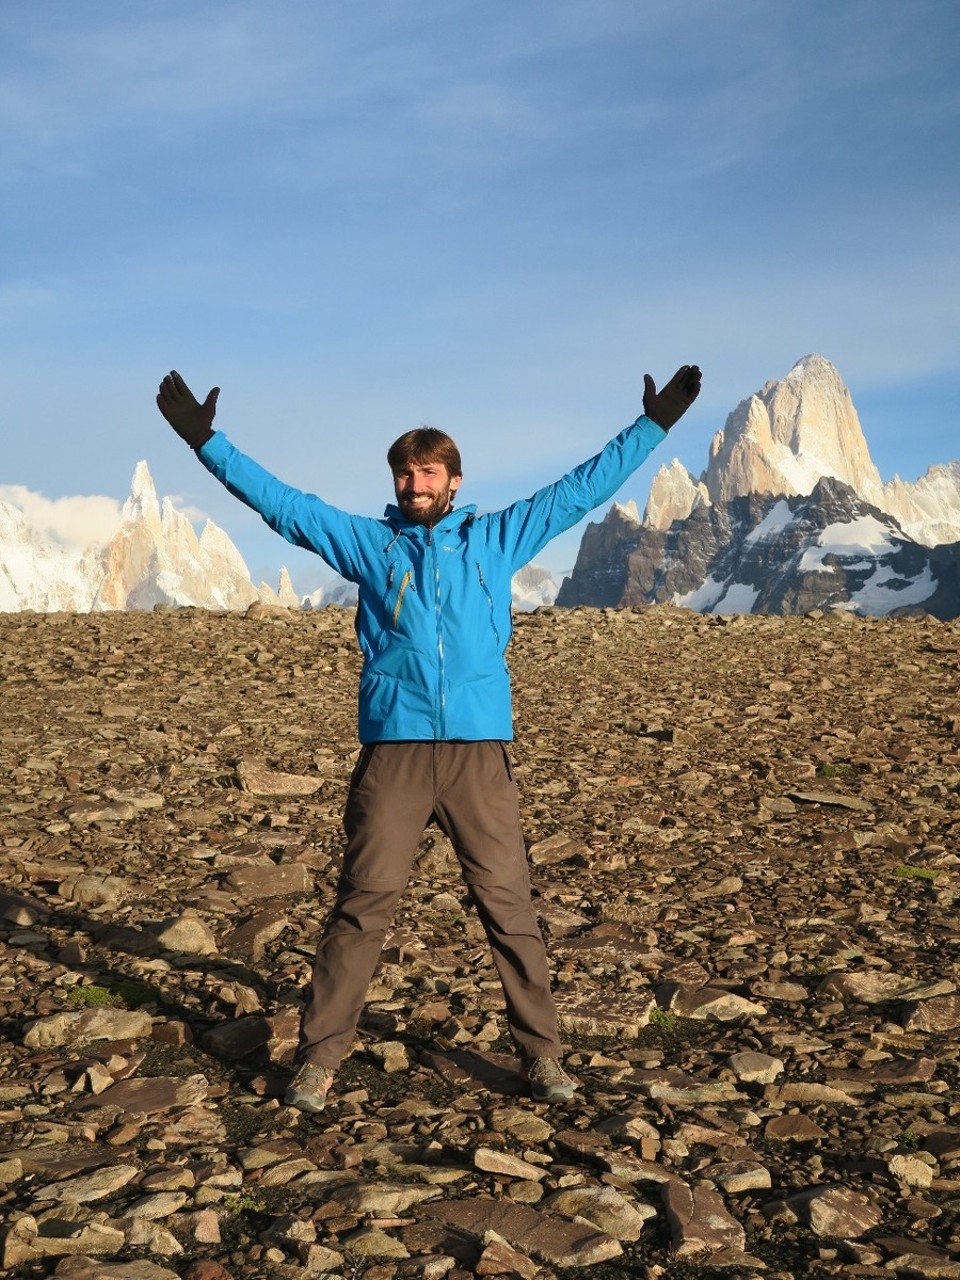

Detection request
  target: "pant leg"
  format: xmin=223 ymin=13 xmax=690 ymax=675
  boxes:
xmin=296 ymin=743 xmax=435 ymax=1068
xmin=432 ymin=741 xmax=563 ymax=1059
xmin=467 ymin=876 xmax=563 ymax=1059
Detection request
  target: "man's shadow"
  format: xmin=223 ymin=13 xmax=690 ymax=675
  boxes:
xmin=1 ymin=888 xmax=526 ymax=1102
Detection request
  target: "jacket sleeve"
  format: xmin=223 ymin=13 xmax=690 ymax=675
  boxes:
xmin=485 ymin=415 xmax=667 ymax=571
xmin=195 ymin=432 xmax=376 ymax=583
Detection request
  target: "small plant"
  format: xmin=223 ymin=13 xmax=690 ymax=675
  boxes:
xmin=220 ymin=1192 xmax=269 ymax=1215
xmin=112 ymin=979 xmax=164 ymax=1007
xmin=820 ymin=762 xmax=854 ymax=777
xmin=648 ymin=1006 xmax=678 ymax=1032
xmin=68 ymin=979 xmax=163 ymax=1010
xmin=69 ymin=984 xmax=125 ymax=1009
xmin=893 ymin=865 xmax=940 ymax=882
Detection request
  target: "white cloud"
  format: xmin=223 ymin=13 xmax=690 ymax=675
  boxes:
xmin=0 ymin=481 xmax=210 ymax=552
xmin=166 ymin=496 xmax=208 ymax=526
xmin=0 ymin=485 xmax=123 ymax=549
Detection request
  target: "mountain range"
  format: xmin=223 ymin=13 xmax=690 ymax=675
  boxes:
xmin=557 ymin=355 xmax=960 ymax=619
xmin=0 ymin=462 xmax=298 ymax=613
xmin=0 ymin=462 xmax=556 ymax=613
xmin=3 ymin=355 xmax=957 ymax=617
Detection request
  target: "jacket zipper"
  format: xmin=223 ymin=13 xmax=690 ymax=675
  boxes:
xmin=428 ymin=529 xmax=446 ymax=737
xmin=476 ymin=563 xmax=501 ymax=646
xmin=391 ymin=569 xmax=412 ymax=626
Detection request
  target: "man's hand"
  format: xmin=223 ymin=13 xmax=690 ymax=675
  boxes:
xmin=156 ymin=370 xmax=220 ymax=450
xmin=642 ymin=364 xmax=702 ymax=431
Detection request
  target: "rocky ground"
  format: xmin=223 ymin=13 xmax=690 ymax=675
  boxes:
xmin=0 ymin=603 xmax=958 ymax=1280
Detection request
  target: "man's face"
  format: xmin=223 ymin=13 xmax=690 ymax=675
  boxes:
xmin=392 ymin=459 xmax=462 ymax=527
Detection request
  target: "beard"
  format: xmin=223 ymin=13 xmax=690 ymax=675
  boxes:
xmin=397 ymin=485 xmax=454 ymax=527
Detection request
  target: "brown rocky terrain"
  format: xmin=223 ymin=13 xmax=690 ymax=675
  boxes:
xmin=0 ymin=604 xmax=958 ymax=1280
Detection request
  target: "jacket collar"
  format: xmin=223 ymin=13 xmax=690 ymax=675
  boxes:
xmin=383 ymin=504 xmax=477 ymax=535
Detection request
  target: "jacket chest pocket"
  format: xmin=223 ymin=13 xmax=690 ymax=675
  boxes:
xmin=476 ymin=563 xmax=501 ymax=647
xmin=385 ymin=565 xmax=414 ymax=627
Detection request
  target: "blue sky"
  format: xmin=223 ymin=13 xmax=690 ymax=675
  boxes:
xmin=2 ymin=0 xmax=958 ymax=589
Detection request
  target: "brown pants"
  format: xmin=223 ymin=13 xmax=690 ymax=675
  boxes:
xmin=296 ymin=741 xmax=562 ymax=1069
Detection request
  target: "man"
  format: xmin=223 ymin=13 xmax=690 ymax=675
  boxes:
xmin=156 ymin=362 xmax=701 ymax=1111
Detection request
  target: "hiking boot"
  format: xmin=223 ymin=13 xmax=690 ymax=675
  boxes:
xmin=523 ymin=1056 xmax=576 ymax=1103
xmin=284 ymin=1063 xmax=335 ymax=1113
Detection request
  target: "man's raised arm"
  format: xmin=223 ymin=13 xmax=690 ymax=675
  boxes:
xmin=486 ymin=361 xmax=702 ymax=571
xmin=153 ymin=369 xmax=375 ymax=584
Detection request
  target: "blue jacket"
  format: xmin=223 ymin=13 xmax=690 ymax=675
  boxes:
xmin=197 ymin=416 xmax=666 ymax=742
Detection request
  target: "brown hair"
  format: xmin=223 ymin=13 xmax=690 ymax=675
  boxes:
xmin=387 ymin=427 xmax=462 ymax=478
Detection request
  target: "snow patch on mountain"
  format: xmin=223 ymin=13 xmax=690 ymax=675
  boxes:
xmin=797 ymin=515 xmax=938 ymax=614
xmin=511 ymin=562 xmax=558 ymax=611
xmin=744 ymin=500 xmax=795 ymax=545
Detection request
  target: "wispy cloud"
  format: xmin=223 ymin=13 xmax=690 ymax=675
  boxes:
xmin=0 ymin=481 xmax=210 ymax=550
xmin=0 ymin=485 xmax=123 ymax=549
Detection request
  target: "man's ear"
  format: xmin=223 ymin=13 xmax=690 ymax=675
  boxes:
xmin=449 ymin=474 xmax=463 ymax=496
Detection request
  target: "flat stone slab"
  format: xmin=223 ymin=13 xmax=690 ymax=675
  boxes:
xmin=420 ymin=1049 xmax=525 ymax=1096
xmin=235 ymin=758 xmax=323 ymax=796
xmin=23 ymin=1010 xmax=154 ymax=1049
xmin=421 ymin=1197 xmax=623 ymax=1268
xmin=76 ymin=1075 xmax=208 ymax=1116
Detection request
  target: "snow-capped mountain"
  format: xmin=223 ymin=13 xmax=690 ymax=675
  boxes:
xmin=0 ymin=462 xmax=288 ymax=612
xmin=616 ymin=478 xmax=960 ymax=619
xmin=510 ymin=562 xmax=559 ymax=612
xmin=301 ymin=579 xmax=361 ymax=610
xmin=642 ymin=355 xmax=960 ymax=546
xmin=0 ymin=499 xmax=100 ymax=613
xmin=558 ymin=356 xmax=960 ymax=619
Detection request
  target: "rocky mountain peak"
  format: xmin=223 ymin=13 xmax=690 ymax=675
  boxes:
xmin=643 ymin=356 xmax=958 ymax=550
xmin=643 ymin=461 xmax=708 ymax=532
xmin=561 ymin=355 xmax=960 ymax=618
xmin=122 ymin=459 xmax=162 ymax=528
xmin=688 ymin=354 xmax=882 ymax=511
xmin=1 ymin=461 xmax=293 ymax=612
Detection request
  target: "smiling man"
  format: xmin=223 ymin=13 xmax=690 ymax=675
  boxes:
xmin=389 ymin=431 xmax=462 ymax=527
xmin=156 ymin=362 xmax=701 ymax=1111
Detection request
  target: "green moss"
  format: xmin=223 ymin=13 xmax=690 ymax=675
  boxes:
xmin=69 ymin=984 xmax=125 ymax=1009
xmin=893 ymin=865 xmax=940 ymax=881
xmin=220 ymin=1192 xmax=270 ymax=1214
xmin=68 ymin=978 xmax=164 ymax=1010
xmin=648 ymin=1006 xmax=678 ymax=1032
